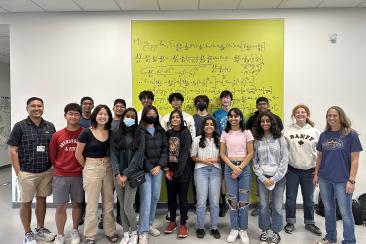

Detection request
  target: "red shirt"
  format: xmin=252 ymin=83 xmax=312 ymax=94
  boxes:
xmin=49 ymin=127 xmax=83 ymax=176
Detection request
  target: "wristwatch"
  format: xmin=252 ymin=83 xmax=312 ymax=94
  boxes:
xmin=348 ymin=179 xmax=356 ymax=184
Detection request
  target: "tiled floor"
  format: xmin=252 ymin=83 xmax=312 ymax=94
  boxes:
xmin=0 ymin=166 xmax=364 ymax=243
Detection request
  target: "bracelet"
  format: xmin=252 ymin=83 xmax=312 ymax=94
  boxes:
xmin=348 ymin=179 xmax=356 ymax=184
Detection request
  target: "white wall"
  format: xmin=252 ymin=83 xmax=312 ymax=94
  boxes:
xmin=0 ymin=8 xmax=365 ymax=202
xmin=0 ymin=61 xmax=10 ymax=167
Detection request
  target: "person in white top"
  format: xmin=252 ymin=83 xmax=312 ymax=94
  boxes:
xmin=282 ymin=104 xmax=322 ymax=236
xmin=137 ymin=90 xmax=155 ymax=123
xmin=191 ymin=116 xmax=222 ymax=239
xmin=160 ymin=92 xmax=195 ymax=140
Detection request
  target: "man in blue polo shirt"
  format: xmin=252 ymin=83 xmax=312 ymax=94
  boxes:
xmin=7 ymin=97 xmax=56 ymax=244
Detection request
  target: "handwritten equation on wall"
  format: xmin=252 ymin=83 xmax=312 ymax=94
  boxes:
xmin=132 ymin=20 xmax=284 ymax=118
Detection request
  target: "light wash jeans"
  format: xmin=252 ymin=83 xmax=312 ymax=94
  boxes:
xmin=138 ymin=171 xmax=162 ymax=234
xmin=258 ymin=176 xmax=286 ymax=233
xmin=319 ymin=177 xmax=355 ymax=244
xmin=224 ymin=165 xmax=251 ymax=230
xmin=194 ymin=166 xmax=221 ymax=230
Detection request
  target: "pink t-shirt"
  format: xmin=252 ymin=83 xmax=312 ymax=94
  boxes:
xmin=220 ymin=130 xmax=254 ymax=157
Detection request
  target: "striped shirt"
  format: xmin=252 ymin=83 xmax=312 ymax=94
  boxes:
xmin=253 ymin=135 xmax=289 ymax=183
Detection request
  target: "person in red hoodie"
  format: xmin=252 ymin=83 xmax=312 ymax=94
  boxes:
xmin=49 ymin=103 xmax=84 ymax=244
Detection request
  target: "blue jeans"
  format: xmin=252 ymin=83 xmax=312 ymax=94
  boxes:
xmin=258 ymin=176 xmax=286 ymax=233
xmin=319 ymin=177 xmax=355 ymax=244
xmin=138 ymin=171 xmax=162 ymax=234
xmin=224 ymin=165 xmax=251 ymax=230
xmin=285 ymin=166 xmax=315 ymax=224
xmin=194 ymin=166 xmax=222 ymax=230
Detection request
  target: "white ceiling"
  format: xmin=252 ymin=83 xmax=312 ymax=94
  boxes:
xmin=0 ymin=0 xmax=365 ymax=12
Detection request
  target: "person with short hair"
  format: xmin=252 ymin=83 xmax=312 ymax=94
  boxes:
xmin=160 ymin=92 xmax=195 ymax=140
xmin=137 ymin=90 xmax=155 ymax=122
xmin=282 ymin=104 xmax=322 ymax=236
xmin=212 ymin=90 xmax=233 ymax=217
xmin=314 ymin=106 xmax=362 ymax=244
xmin=193 ymin=95 xmax=211 ymax=136
xmin=111 ymin=99 xmax=126 ymax=131
xmin=79 ymin=97 xmax=94 ymax=129
xmin=252 ymin=111 xmax=288 ymax=244
xmin=7 ymin=97 xmax=56 ymax=244
xmin=75 ymin=105 xmax=118 ymax=244
xmin=50 ymin=103 xmax=84 ymax=244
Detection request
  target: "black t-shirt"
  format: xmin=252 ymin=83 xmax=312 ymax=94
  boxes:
xmin=78 ymin=128 xmax=109 ymax=158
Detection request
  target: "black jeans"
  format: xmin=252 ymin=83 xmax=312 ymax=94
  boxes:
xmin=166 ymin=179 xmax=190 ymax=225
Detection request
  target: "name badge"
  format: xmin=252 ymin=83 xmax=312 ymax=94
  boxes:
xmin=37 ymin=146 xmax=45 ymax=152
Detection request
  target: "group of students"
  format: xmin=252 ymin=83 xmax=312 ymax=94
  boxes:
xmin=7 ymin=90 xmax=362 ymax=244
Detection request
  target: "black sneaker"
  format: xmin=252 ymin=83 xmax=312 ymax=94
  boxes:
xmin=270 ymin=232 xmax=281 ymax=244
xmin=305 ymin=224 xmax=322 ymax=236
xmin=210 ymin=229 xmax=221 ymax=239
xmin=196 ymin=228 xmax=205 ymax=239
xmin=284 ymin=223 xmax=295 ymax=234
xmin=259 ymin=231 xmax=268 ymax=244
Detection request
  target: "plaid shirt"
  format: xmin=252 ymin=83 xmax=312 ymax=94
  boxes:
xmin=7 ymin=117 xmax=56 ymax=173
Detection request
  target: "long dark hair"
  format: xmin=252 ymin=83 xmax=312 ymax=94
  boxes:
xmin=168 ymin=110 xmax=187 ymax=131
xmin=140 ymin=105 xmax=163 ymax=129
xmin=325 ymin=106 xmax=352 ymax=136
xmin=90 ymin=104 xmax=113 ymax=130
xmin=253 ymin=111 xmax=281 ymax=139
xmin=113 ymin=108 xmax=140 ymax=150
xmin=199 ymin=116 xmax=220 ymax=149
xmin=224 ymin=108 xmax=246 ymax=133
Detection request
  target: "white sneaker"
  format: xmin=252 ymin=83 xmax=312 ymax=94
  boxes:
xmin=138 ymin=233 xmax=148 ymax=244
xmin=34 ymin=227 xmax=56 ymax=242
xmin=119 ymin=232 xmax=130 ymax=244
xmin=53 ymin=235 xmax=65 ymax=244
xmin=149 ymin=225 xmax=161 ymax=237
xmin=227 ymin=229 xmax=239 ymax=243
xmin=129 ymin=231 xmax=138 ymax=244
xmin=239 ymin=230 xmax=250 ymax=244
xmin=23 ymin=232 xmax=37 ymax=244
xmin=71 ymin=229 xmax=80 ymax=244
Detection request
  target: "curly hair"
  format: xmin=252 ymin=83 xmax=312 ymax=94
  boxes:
xmin=199 ymin=116 xmax=220 ymax=149
xmin=253 ymin=111 xmax=281 ymax=139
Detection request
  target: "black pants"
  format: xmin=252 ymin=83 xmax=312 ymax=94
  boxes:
xmin=166 ymin=179 xmax=190 ymax=225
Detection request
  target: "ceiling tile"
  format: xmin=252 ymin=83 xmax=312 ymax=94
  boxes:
xmin=319 ymin=0 xmax=364 ymax=8
xmin=239 ymin=0 xmax=282 ymax=9
xmin=0 ymin=0 xmax=43 ymax=12
xmin=73 ymin=0 xmax=121 ymax=11
xmin=279 ymin=0 xmax=322 ymax=8
xmin=116 ymin=0 xmax=159 ymax=10
xmin=32 ymin=0 xmax=82 ymax=11
xmin=200 ymin=0 xmax=240 ymax=9
xmin=159 ymin=0 xmax=198 ymax=10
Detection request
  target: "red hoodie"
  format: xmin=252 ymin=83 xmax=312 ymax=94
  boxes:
xmin=49 ymin=127 xmax=83 ymax=176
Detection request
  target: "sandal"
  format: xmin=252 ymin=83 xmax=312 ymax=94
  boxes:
xmin=106 ymin=233 xmax=119 ymax=243
xmin=85 ymin=239 xmax=96 ymax=244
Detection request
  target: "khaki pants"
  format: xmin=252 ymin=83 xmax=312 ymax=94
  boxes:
xmin=83 ymin=157 xmax=116 ymax=239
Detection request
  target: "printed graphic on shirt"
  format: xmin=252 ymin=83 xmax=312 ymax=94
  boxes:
xmin=288 ymin=133 xmax=315 ymax=147
xmin=169 ymin=136 xmax=180 ymax=163
xmin=219 ymin=116 xmax=227 ymax=132
xmin=59 ymin=138 xmax=78 ymax=152
xmin=322 ymin=138 xmax=343 ymax=150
